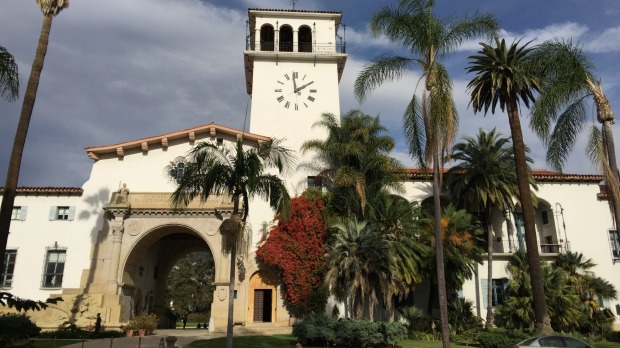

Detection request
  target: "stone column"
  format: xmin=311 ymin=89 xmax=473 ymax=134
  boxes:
xmin=104 ymin=184 xmax=131 ymax=295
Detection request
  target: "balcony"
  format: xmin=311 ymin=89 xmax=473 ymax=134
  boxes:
xmin=490 ymin=239 xmax=567 ymax=255
xmin=246 ymin=41 xmax=346 ymax=54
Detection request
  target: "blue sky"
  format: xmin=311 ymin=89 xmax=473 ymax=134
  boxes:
xmin=1 ymin=0 xmax=619 ymax=187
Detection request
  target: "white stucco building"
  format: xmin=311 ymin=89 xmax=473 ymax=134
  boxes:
xmin=1 ymin=7 xmax=619 ymax=332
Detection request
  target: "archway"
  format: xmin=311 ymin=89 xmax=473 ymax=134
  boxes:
xmin=247 ymin=270 xmax=278 ymax=324
xmin=279 ymin=25 xmax=293 ymax=52
xmin=298 ymin=25 xmax=312 ymax=52
xmin=120 ymin=225 xmax=216 ymax=328
xmin=260 ymin=24 xmax=274 ymax=51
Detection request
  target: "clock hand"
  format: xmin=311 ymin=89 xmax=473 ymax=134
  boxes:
xmin=294 ymin=81 xmax=314 ymax=93
xmin=292 ymin=72 xmax=297 ymax=91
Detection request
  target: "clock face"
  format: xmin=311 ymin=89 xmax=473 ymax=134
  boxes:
xmin=274 ymin=71 xmax=317 ymax=110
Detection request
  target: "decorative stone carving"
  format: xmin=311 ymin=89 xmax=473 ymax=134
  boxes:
xmin=217 ymin=288 xmax=227 ymax=301
xmin=125 ymin=220 xmax=141 ymax=236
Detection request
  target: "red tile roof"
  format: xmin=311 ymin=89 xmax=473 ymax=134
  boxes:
xmin=1 ymin=187 xmax=84 ymax=196
xmin=401 ymin=168 xmax=604 ymax=183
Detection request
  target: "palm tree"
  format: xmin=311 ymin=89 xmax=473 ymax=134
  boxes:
xmin=0 ymin=45 xmax=19 ymax=102
xmin=444 ymin=128 xmax=525 ymax=327
xmin=301 ymin=110 xmax=403 ymax=219
xmin=528 ymin=40 xmax=620 ymax=229
xmin=0 ymin=0 xmax=69 ymax=279
xmin=324 ymin=218 xmax=393 ymax=320
xmin=171 ymin=139 xmax=294 ymax=348
xmin=553 ymin=252 xmax=617 ymax=324
xmin=419 ymin=205 xmax=484 ymax=315
xmin=353 ymin=1 xmax=498 ymax=343
xmin=367 ymin=193 xmax=431 ymax=318
xmin=466 ymin=38 xmax=552 ymax=334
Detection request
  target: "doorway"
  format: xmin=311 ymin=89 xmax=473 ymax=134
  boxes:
xmin=253 ymin=289 xmax=272 ymax=322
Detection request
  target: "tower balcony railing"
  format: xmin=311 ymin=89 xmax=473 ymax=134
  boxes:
xmin=489 ymin=239 xmax=567 ymax=255
xmin=246 ymin=41 xmax=346 ymax=54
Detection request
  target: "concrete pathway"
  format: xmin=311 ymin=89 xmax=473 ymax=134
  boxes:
xmin=62 ymin=329 xmax=224 ymax=348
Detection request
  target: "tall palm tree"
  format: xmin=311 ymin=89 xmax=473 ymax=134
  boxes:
xmin=466 ymin=38 xmax=553 ymax=334
xmin=528 ymin=40 xmax=620 ymax=229
xmin=0 ymin=0 xmax=69 ymax=277
xmin=324 ymin=218 xmax=393 ymax=320
xmin=0 ymin=45 xmax=19 ymax=102
xmin=171 ymin=139 xmax=294 ymax=348
xmin=444 ymin=128 xmax=526 ymax=327
xmin=353 ymin=1 xmax=498 ymax=344
xmin=301 ymin=110 xmax=403 ymax=219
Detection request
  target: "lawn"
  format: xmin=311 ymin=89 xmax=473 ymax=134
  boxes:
xmin=184 ymin=335 xmax=620 ymax=348
xmin=184 ymin=334 xmax=484 ymax=348
xmin=9 ymin=339 xmax=83 ymax=348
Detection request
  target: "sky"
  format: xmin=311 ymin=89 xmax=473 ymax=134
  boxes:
xmin=1 ymin=0 xmax=619 ymax=188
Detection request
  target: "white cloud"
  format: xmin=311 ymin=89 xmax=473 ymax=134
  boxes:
xmin=584 ymin=26 xmax=620 ymax=53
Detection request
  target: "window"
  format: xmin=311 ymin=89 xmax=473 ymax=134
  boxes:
xmin=482 ymin=278 xmax=509 ymax=307
xmin=1 ymin=250 xmax=17 ymax=288
xmin=49 ymin=206 xmax=75 ymax=221
xmin=610 ymin=230 xmax=620 ymax=259
xmin=42 ymin=249 xmax=66 ymax=288
xmin=11 ymin=206 xmax=27 ymax=221
xmin=307 ymin=176 xmax=322 ymax=190
xmin=542 ymin=210 xmax=549 ymax=224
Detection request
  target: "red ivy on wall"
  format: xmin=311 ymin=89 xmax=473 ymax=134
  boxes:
xmin=256 ymin=194 xmax=328 ymax=313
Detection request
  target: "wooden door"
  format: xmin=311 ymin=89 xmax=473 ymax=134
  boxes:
xmin=253 ymin=290 xmax=264 ymax=322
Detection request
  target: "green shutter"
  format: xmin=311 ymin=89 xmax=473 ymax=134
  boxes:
xmin=19 ymin=206 xmax=28 ymax=221
xmin=49 ymin=206 xmax=57 ymax=221
xmin=481 ymin=279 xmax=488 ymax=309
xmin=67 ymin=206 xmax=76 ymax=221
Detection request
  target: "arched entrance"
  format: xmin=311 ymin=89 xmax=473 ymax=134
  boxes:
xmin=120 ymin=225 xmax=215 ymax=328
xmin=247 ymin=270 xmax=277 ymax=324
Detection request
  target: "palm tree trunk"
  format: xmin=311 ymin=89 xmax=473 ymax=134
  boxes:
xmin=506 ymin=98 xmax=553 ymax=334
xmin=0 ymin=13 xmax=53 ymax=272
xmin=432 ymin=149 xmax=451 ymax=348
xmin=226 ymin=198 xmax=240 ymax=348
xmin=226 ymin=244 xmax=236 ymax=348
xmin=485 ymin=207 xmax=494 ymax=328
xmin=602 ymin=120 xmax=620 ymax=230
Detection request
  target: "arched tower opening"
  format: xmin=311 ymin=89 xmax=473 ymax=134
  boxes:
xmin=279 ymin=25 xmax=293 ymax=52
xmin=298 ymin=25 xmax=312 ymax=52
xmin=260 ymin=24 xmax=274 ymax=51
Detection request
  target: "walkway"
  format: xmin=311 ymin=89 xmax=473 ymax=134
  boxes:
xmin=62 ymin=329 xmax=223 ymax=348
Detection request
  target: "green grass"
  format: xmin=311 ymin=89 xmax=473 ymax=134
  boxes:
xmin=184 ymin=335 xmax=620 ymax=348
xmin=184 ymin=334 xmax=480 ymax=348
xmin=9 ymin=339 xmax=82 ymax=348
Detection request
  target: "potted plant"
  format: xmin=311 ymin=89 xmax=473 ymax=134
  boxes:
xmin=131 ymin=313 xmax=159 ymax=336
xmin=123 ymin=323 xmax=135 ymax=337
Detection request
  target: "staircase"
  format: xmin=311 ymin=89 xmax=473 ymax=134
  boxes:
xmin=229 ymin=323 xmax=293 ymax=336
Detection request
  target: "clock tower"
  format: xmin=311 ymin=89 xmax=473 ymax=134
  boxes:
xmin=244 ymin=8 xmax=347 ymax=191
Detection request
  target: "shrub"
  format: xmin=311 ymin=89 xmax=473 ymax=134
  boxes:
xmin=477 ymin=328 xmax=529 ymax=348
xmin=605 ymin=330 xmax=620 ymax=342
xmin=292 ymin=313 xmax=336 ymax=346
xmin=409 ymin=331 xmax=440 ymax=340
xmin=0 ymin=313 xmax=40 ymax=346
xmin=451 ymin=327 xmax=482 ymax=345
xmin=398 ymin=306 xmax=431 ymax=332
xmin=132 ymin=313 xmax=159 ymax=333
xmin=334 ymin=319 xmax=383 ymax=347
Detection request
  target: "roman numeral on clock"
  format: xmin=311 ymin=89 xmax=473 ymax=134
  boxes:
xmin=277 ymin=96 xmax=284 ymax=103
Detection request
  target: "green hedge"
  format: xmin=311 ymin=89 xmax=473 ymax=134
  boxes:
xmin=292 ymin=313 xmax=407 ymax=347
xmin=477 ymin=328 xmax=530 ymax=348
xmin=0 ymin=313 xmax=40 ymax=347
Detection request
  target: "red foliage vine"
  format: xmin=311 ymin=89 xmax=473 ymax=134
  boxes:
xmin=256 ymin=194 xmax=328 ymax=313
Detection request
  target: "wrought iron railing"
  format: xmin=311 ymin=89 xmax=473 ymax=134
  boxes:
xmin=490 ymin=239 xmax=565 ymax=254
xmin=247 ymin=41 xmax=346 ymax=54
